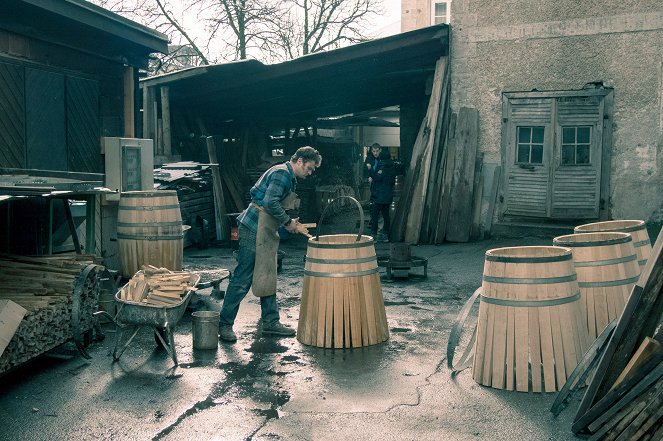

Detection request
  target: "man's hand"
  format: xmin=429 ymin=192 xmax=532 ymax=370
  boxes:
xmin=366 ymin=163 xmax=372 ymax=170
xmin=368 ymin=177 xmax=373 ymax=183
xmin=285 ymin=218 xmax=299 ymax=233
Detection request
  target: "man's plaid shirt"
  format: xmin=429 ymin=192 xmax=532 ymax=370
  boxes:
xmin=237 ymin=161 xmax=296 ymax=233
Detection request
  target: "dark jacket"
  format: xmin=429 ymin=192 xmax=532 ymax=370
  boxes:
xmin=366 ymin=150 xmax=396 ymax=204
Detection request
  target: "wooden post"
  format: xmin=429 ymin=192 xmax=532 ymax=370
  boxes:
xmin=142 ymin=85 xmax=155 ymax=140
xmin=160 ymin=86 xmax=172 ymax=156
xmin=123 ymin=66 xmax=134 ymax=138
xmin=206 ymin=136 xmax=228 ymax=241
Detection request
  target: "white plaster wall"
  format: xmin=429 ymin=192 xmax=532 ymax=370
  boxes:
xmin=446 ymin=0 xmax=663 ymax=223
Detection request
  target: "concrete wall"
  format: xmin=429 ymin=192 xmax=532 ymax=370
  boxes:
xmin=403 ymin=0 xmax=663 ymax=226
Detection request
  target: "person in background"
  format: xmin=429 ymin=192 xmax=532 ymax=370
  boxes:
xmin=365 ymin=143 xmax=395 ymax=242
xmin=219 ymin=146 xmax=322 ymax=343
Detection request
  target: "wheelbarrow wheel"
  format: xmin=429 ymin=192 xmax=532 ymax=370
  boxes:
xmin=155 ymin=327 xmax=169 ymax=349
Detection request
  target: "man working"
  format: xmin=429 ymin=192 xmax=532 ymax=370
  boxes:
xmin=219 ymin=146 xmax=322 ymax=343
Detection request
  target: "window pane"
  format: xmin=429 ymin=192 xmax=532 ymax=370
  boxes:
xmin=532 ymin=127 xmax=544 ymax=144
xmin=435 ymin=3 xmax=447 ymax=15
xmin=577 ymin=127 xmax=591 ymax=143
xmin=531 ymin=145 xmax=543 ymax=164
xmin=518 ymin=127 xmax=530 ymax=143
xmin=577 ymin=145 xmax=590 ymax=164
xmin=562 ymin=127 xmax=575 ymax=144
xmin=562 ymin=145 xmax=575 ymax=165
xmin=517 ymin=145 xmax=530 ymax=163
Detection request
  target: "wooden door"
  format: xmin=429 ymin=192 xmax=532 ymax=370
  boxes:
xmin=501 ymin=91 xmax=610 ymax=221
xmin=551 ymin=95 xmax=603 ymax=219
xmin=503 ymin=98 xmax=554 ymax=218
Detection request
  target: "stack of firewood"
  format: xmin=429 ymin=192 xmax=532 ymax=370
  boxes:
xmin=119 ymin=265 xmax=196 ymax=306
xmin=0 ymin=254 xmax=102 ymax=374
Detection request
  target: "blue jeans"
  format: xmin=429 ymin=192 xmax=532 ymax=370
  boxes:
xmin=219 ymin=227 xmax=280 ymax=327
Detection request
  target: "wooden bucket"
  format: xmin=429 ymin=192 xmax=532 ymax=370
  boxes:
xmin=473 ymin=246 xmax=589 ymax=393
xmin=117 ymin=190 xmax=184 ymax=278
xmin=298 ymin=196 xmax=389 ymax=348
xmin=574 ymin=220 xmax=652 ymax=269
xmin=553 ymin=232 xmax=640 ymax=342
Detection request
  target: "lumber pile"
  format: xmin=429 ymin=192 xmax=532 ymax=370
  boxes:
xmin=119 ymin=265 xmax=197 ymax=306
xmin=391 ymin=56 xmax=482 ymax=244
xmin=570 ymin=227 xmax=663 ymax=440
xmin=0 ymin=254 xmax=103 ymax=374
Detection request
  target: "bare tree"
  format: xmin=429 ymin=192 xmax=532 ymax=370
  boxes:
xmin=279 ymin=0 xmax=382 ymax=58
xmin=198 ymin=0 xmax=284 ymax=61
xmin=93 ymin=0 xmax=384 ymax=69
xmin=91 ymin=0 xmax=211 ymax=73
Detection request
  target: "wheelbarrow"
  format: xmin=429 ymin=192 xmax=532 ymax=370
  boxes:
xmin=94 ymin=273 xmax=200 ymax=366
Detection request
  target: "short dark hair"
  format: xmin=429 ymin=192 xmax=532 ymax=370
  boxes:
xmin=291 ymin=146 xmax=322 ymax=165
xmin=371 ymin=143 xmax=382 ymax=149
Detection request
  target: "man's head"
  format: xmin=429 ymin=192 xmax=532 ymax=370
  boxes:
xmin=370 ymin=143 xmax=382 ymax=158
xmin=290 ymin=146 xmax=322 ymax=179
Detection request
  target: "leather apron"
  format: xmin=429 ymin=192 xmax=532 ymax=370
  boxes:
xmin=252 ymin=192 xmax=299 ymax=297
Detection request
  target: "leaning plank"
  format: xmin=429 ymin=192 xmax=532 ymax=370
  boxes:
xmin=445 ymin=107 xmax=480 ymax=242
xmin=404 ymin=57 xmax=448 ymax=244
xmin=206 ymin=136 xmax=229 ymax=241
xmin=574 ymin=228 xmax=663 ymax=430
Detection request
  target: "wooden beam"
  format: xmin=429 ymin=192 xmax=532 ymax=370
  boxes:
xmin=160 ymin=86 xmax=172 ymax=156
xmin=123 ymin=66 xmax=135 ymax=137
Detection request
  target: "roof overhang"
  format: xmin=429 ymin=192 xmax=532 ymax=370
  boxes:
xmin=0 ymin=0 xmax=168 ymax=68
xmin=141 ymin=24 xmax=449 ymax=126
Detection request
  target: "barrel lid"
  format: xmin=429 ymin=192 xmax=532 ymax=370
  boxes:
xmin=485 ymin=246 xmax=572 ymax=263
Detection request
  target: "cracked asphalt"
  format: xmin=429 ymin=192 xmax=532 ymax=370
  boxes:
xmin=0 ymin=218 xmax=583 ymax=440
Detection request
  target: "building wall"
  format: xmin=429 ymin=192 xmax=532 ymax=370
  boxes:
xmin=403 ymin=0 xmax=663 ymax=226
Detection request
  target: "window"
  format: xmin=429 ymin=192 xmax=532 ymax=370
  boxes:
xmin=561 ymin=126 xmax=591 ymax=165
xmin=516 ymin=126 xmax=544 ymax=164
xmin=431 ymin=1 xmax=451 ymax=25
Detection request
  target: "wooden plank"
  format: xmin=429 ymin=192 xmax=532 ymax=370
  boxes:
xmin=470 ymin=153 xmax=485 ymax=241
xmin=445 ymin=107 xmax=480 ymax=242
xmin=404 ymin=57 xmax=447 ymax=244
xmin=483 ymin=165 xmax=501 ymax=239
xmin=420 ymin=64 xmax=451 ymax=243
xmin=575 ymin=228 xmax=663 ymax=430
xmin=610 ymin=337 xmax=662 ymax=392
xmin=160 ymin=86 xmax=171 ymax=156
xmin=0 ymin=300 xmax=28 ymax=357
xmin=205 ymin=136 xmax=229 ymax=241
xmin=433 ymin=113 xmax=457 ymax=244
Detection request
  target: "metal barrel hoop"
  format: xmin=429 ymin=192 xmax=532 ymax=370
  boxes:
xmin=316 ymin=195 xmax=364 ymax=242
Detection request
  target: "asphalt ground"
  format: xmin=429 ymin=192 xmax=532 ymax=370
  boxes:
xmin=0 ymin=214 xmax=586 ymax=441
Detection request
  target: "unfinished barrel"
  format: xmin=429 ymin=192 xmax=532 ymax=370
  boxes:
xmin=117 ymin=190 xmax=184 ymax=278
xmin=574 ymin=220 xmax=651 ymax=269
xmin=297 ymin=234 xmax=389 ymax=348
xmin=473 ymin=246 xmax=589 ymax=393
xmin=553 ymin=232 xmax=640 ymax=342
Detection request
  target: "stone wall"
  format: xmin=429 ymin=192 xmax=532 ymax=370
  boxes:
xmin=403 ymin=1 xmax=663 ymax=227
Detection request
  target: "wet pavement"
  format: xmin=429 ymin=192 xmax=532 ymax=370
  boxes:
xmin=0 ymin=220 xmax=584 ymax=441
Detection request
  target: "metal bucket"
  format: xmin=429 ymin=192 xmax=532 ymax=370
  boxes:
xmin=191 ymin=311 xmax=220 ymax=350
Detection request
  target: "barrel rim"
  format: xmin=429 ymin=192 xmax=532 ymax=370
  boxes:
xmin=308 ymin=234 xmax=375 ymax=249
xmin=553 ymin=232 xmax=632 ymax=247
xmin=574 ymin=219 xmax=645 ymax=234
xmin=485 ymin=246 xmax=572 ymax=262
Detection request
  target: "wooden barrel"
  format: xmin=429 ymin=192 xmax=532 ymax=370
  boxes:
xmin=473 ymin=246 xmax=589 ymax=393
xmin=117 ymin=190 xmax=184 ymax=278
xmin=553 ymin=232 xmax=640 ymax=342
xmin=574 ymin=220 xmax=652 ymax=269
xmin=297 ymin=234 xmax=389 ymax=348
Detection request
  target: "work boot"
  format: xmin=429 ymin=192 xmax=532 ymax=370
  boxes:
xmin=261 ymin=321 xmax=296 ymax=337
xmin=219 ymin=326 xmax=237 ymax=342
